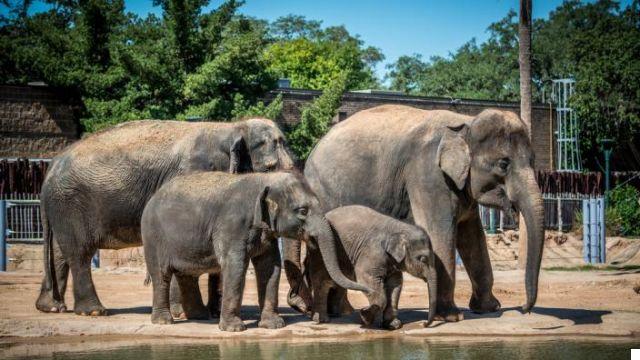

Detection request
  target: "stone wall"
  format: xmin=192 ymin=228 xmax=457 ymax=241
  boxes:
xmin=267 ymin=89 xmax=555 ymax=170
xmin=0 ymin=85 xmax=81 ymax=159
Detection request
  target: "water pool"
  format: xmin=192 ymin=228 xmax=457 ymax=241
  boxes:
xmin=2 ymin=337 xmax=637 ymax=360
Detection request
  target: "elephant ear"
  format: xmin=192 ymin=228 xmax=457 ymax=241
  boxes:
xmin=437 ymin=124 xmax=471 ymax=190
xmin=253 ymin=186 xmax=270 ymax=229
xmin=253 ymin=186 xmax=278 ymax=231
xmin=384 ymin=233 xmax=407 ymax=263
xmin=229 ymin=135 xmax=251 ymax=173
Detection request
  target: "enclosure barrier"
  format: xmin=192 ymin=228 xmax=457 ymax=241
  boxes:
xmin=0 ymin=199 xmax=100 ymax=271
xmin=582 ymin=197 xmax=606 ymax=264
xmin=479 ymin=194 xmax=589 ymax=232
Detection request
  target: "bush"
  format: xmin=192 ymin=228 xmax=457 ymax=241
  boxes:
xmin=608 ymin=185 xmax=640 ymax=237
xmin=287 ymin=72 xmax=347 ymax=160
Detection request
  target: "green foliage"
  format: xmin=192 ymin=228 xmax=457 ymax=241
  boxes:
xmin=287 ymin=72 xmax=347 ymax=160
xmin=608 ymin=185 xmax=640 ymax=236
xmin=265 ymin=15 xmax=383 ymax=90
xmin=1 ymin=3 xmax=380 ymax=132
xmin=231 ymin=93 xmax=283 ymax=121
xmin=385 ymin=1 xmax=640 ymax=169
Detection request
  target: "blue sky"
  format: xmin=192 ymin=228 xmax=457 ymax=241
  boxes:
xmin=15 ymin=0 xmax=635 ymax=78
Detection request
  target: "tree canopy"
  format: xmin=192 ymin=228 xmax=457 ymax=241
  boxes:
xmin=0 ymin=1 xmax=381 ymax=132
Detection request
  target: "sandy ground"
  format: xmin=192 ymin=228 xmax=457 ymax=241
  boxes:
xmin=0 ymin=267 xmax=639 ymax=344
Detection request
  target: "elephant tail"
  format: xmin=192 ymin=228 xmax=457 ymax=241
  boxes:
xmin=35 ymin=201 xmax=64 ymax=312
xmin=143 ymin=272 xmax=151 ymax=286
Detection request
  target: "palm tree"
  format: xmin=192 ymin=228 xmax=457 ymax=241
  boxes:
xmin=518 ymin=0 xmax=533 ymax=268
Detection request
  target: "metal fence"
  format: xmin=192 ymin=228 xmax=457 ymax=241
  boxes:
xmin=478 ymin=194 xmax=590 ymax=232
xmin=1 ymin=199 xmax=44 ymax=243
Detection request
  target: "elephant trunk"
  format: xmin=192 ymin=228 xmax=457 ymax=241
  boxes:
xmin=277 ymin=146 xmax=295 ymax=170
xmin=424 ymin=263 xmax=438 ymax=327
xmin=307 ymin=216 xmax=372 ymax=294
xmin=283 ymin=237 xmax=312 ymax=312
xmin=512 ymin=168 xmax=545 ymax=312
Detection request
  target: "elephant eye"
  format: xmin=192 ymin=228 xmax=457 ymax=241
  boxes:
xmin=296 ymin=207 xmax=308 ymax=218
xmin=418 ymin=255 xmax=429 ymax=263
xmin=497 ymin=158 xmax=510 ymax=171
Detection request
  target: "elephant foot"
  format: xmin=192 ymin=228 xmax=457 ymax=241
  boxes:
xmin=287 ymin=288 xmax=312 ymax=315
xmin=170 ymin=302 xmax=184 ymax=319
xmin=258 ymin=314 xmax=285 ymax=329
xmin=433 ymin=306 xmax=463 ymax=322
xmin=219 ymin=316 xmax=247 ymax=332
xmin=74 ymin=301 xmax=108 ymax=316
xmin=312 ymin=311 xmax=330 ymax=324
xmin=382 ymin=318 xmax=402 ymax=330
xmin=35 ymin=292 xmax=67 ymax=313
xmin=184 ymin=304 xmax=210 ymax=320
xmin=151 ymin=310 xmax=174 ymax=325
xmin=469 ymin=293 xmax=501 ymax=314
xmin=359 ymin=305 xmax=381 ymax=327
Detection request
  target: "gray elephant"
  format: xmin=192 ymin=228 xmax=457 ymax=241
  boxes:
xmin=304 ymin=205 xmax=437 ymax=329
xmin=286 ymin=105 xmax=544 ymax=322
xmin=36 ymin=118 xmax=293 ymax=316
xmin=141 ymin=171 xmax=371 ymax=331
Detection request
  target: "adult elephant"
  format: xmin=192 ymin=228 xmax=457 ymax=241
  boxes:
xmin=286 ymin=104 xmax=544 ymax=321
xmin=36 ymin=118 xmax=294 ymax=316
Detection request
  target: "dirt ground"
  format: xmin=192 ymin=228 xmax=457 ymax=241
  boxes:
xmin=0 ymin=266 xmax=638 ymax=342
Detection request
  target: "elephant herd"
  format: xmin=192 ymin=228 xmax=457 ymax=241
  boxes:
xmin=35 ymin=104 xmax=544 ymax=332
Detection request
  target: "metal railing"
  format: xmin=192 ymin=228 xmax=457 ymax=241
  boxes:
xmin=1 ymin=200 xmax=44 ymax=243
xmin=479 ymin=194 xmax=591 ymax=232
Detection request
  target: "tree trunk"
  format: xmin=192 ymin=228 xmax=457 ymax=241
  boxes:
xmin=518 ymin=0 xmax=533 ymax=269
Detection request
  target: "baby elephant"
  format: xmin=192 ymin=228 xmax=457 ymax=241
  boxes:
xmin=142 ymin=171 xmax=370 ymax=332
xmin=305 ymin=205 xmax=438 ymax=329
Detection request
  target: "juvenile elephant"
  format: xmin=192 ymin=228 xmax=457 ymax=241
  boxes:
xmin=36 ymin=118 xmax=293 ymax=316
xmin=287 ymin=105 xmax=545 ymax=322
xmin=142 ymin=171 xmax=371 ymax=331
xmin=304 ymin=205 xmax=437 ymax=329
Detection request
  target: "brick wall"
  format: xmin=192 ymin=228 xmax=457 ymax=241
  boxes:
xmin=267 ymin=89 xmax=555 ymax=170
xmin=0 ymin=85 xmax=81 ymax=159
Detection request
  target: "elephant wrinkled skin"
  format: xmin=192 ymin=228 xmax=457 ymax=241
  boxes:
xmin=286 ymin=104 xmax=545 ymax=322
xmin=36 ymin=119 xmax=293 ymax=317
xmin=142 ymin=172 xmax=371 ymax=332
xmin=304 ymin=205 xmax=438 ymax=329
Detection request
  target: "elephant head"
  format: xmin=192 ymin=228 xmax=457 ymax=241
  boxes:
xmin=253 ymin=172 xmax=372 ymax=295
xmin=384 ymin=227 xmax=438 ymax=327
xmin=231 ymin=118 xmax=294 ymax=173
xmin=437 ymin=109 xmax=544 ymax=312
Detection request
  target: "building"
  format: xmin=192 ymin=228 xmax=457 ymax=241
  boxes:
xmin=0 ymin=84 xmax=82 ymax=159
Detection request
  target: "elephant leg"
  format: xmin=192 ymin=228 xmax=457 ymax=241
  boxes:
xmin=150 ymin=270 xmax=173 ymax=324
xmin=219 ymin=254 xmax=249 ymax=332
xmin=69 ymin=252 xmax=107 ymax=316
xmin=36 ymin=236 xmax=69 ymax=313
xmin=284 ymin=237 xmax=313 ymax=314
xmin=168 ymin=275 xmax=184 ymax=318
xmin=207 ymin=273 xmax=222 ymax=318
xmin=252 ymin=243 xmax=285 ymax=330
xmin=357 ymin=271 xmax=386 ymax=327
xmin=457 ymin=214 xmax=501 ymax=313
xmin=382 ymin=271 xmax=403 ymax=330
xmin=175 ymin=275 xmax=210 ymax=320
xmin=311 ymin=280 xmax=331 ymax=324
xmin=408 ymin=188 xmax=463 ymax=322
xmin=328 ymin=287 xmax=353 ymax=317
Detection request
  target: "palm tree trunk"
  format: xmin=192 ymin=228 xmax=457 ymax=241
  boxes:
xmin=518 ymin=0 xmax=533 ymax=269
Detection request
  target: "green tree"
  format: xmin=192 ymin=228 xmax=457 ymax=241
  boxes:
xmin=266 ymin=15 xmax=383 ymax=90
xmin=287 ymin=72 xmax=347 ymax=160
xmin=181 ymin=16 xmax=276 ymax=120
